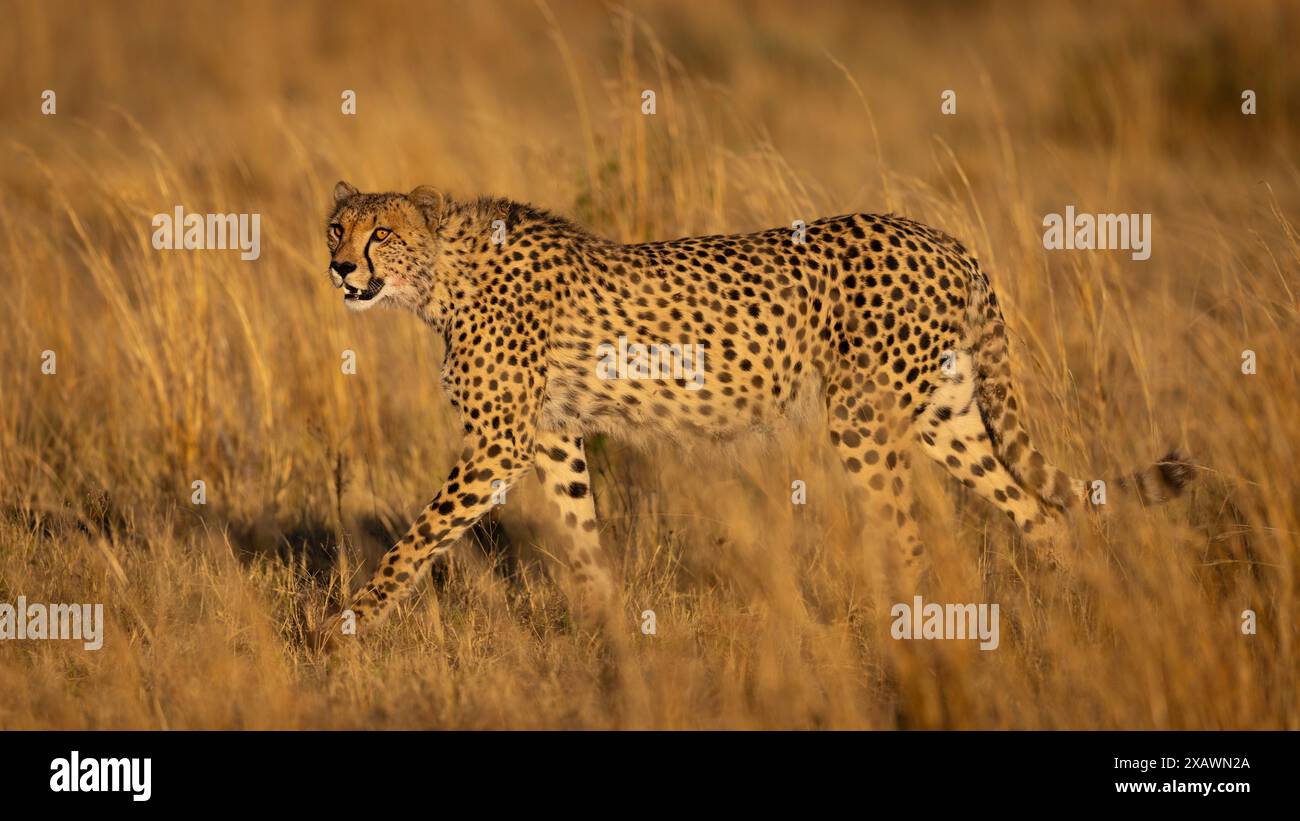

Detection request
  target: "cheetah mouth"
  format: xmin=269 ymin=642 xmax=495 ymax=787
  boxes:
xmin=343 ymin=278 xmax=386 ymax=307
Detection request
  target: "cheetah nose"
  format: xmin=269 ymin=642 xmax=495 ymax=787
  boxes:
xmin=329 ymin=260 xmax=356 ymax=289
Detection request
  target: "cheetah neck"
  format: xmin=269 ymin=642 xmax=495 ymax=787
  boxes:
xmin=411 ymin=196 xmax=600 ymax=333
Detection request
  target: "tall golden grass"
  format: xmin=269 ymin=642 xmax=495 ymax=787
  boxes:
xmin=0 ymin=0 xmax=1296 ymax=728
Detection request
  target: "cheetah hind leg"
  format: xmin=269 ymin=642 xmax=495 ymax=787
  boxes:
xmin=826 ymin=375 xmax=928 ymax=596
xmin=917 ymin=351 xmax=1070 ymax=566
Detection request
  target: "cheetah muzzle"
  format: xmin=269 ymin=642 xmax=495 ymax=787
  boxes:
xmin=342 ymin=276 xmax=386 ymax=307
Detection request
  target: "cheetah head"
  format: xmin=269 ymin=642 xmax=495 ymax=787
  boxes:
xmin=325 ymin=181 xmax=445 ymax=312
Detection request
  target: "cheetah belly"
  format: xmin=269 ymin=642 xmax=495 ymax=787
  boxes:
xmin=539 ymin=329 xmax=810 ymax=444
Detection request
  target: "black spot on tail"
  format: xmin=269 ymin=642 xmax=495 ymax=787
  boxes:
xmin=1156 ymin=449 xmax=1196 ymax=497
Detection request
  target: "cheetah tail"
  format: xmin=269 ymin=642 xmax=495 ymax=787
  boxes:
xmin=1103 ymin=448 xmax=1198 ymax=508
xmin=968 ymin=302 xmax=1197 ymax=511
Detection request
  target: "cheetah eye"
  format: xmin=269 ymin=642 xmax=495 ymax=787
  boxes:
xmin=328 ymin=224 xmax=343 ymax=242
xmin=373 ymin=228 xmax=391 ymax=241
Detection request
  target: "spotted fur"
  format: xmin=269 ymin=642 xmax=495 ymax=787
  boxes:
xmin=316 ymin=181 xmax=1195 ymax=646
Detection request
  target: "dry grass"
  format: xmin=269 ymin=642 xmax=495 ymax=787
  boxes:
xmin=0 ymin=0 xmax=1297 ymax=729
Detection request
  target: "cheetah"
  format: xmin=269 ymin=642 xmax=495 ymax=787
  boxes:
xmin=316 ymin=180 xmax=1194 ymax=646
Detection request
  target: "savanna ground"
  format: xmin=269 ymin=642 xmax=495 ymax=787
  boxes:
xmin=0 ymin=0 xmax=1297 ymax=729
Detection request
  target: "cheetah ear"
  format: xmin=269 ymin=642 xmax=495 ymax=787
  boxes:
xmin=333 ymin=180 xmax=359 ymax=205
xmin=408 ymin=185 xmax=449 ymax=226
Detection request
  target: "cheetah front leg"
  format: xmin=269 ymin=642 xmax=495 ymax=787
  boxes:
xmin=531 ymin=430 xmax=644 ymax=716
xmin=533 ymin=431 xmax=616 ymax=622
xmin=316 ymin=431 xmax=534 ymax=649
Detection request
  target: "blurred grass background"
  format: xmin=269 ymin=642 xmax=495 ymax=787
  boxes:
xmin=0 ymin=0 xmax=1296 ymax=728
